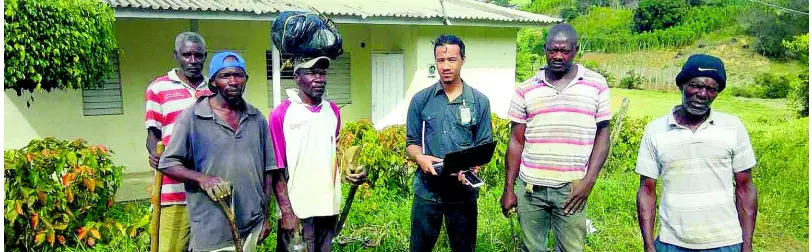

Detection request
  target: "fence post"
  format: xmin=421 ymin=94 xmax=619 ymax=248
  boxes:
xmin=607 ymin=98 xmax=630 ymax=163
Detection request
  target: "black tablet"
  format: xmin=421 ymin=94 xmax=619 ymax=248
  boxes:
xmin=439 ymin=141 xmax=497 ymax=176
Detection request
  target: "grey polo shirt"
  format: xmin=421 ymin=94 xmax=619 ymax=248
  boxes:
xmin=406 ymin=81 xmax=493 ymax=203
xmin=158 ymin=96 xmax=278 ymax=251
xmin=635 ymin=108 xmax=756 ymax=249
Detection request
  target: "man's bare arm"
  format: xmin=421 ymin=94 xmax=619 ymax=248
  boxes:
xmin=146 ymin=127 xmax=162 ymax=169
xmin=637 ymin=176 xmax=657 ymax=252
xmin=735 ymin=169 xmax=758 ymax=252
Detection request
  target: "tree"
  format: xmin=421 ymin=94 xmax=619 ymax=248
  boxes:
xmin=783 ymin=33 xmax=809 ymax=64
xmin=744 ymin=0 xmax=808 ymax=58
xmin=4 ymin=0 xmax=117 ymax=99
xmin=633 ymin=0 xmax=688 ymax=32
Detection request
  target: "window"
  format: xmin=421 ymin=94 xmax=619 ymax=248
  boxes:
xmin=82 ymin=52 xmax=123 ymax=116
xmin=266 ymin=51 xmax=351 ymax=107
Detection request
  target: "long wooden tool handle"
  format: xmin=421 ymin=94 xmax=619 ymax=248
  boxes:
xmin=149 ymin=141 xmax=165 ymax=252
xmin=217 ymin=199 xmax=242 ymax=252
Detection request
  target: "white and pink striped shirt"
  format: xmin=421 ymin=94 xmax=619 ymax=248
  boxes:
xmin=508 ymin=64 xmax=611 ymax=187
xmin=145 ymin=69 xmax=212 ymax=205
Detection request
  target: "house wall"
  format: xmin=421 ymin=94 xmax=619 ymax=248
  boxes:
xmin=4 ymin=18 xmax=518 ymax=200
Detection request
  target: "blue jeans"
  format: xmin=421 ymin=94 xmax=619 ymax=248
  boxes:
xmin=655 ymin=238 xmax=742 ymax=252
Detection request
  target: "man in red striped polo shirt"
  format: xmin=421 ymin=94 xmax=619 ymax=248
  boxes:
xmin=145 ymin=31 xmax=212 ymax=252
xmin=501 ymin=23 xmax=611 ymax=251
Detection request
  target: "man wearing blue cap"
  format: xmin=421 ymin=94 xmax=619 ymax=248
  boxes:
xmin=159 ymin=51 xmax=280 ymax=252
xmin=636 ymin=54 xmax=758 ymax=252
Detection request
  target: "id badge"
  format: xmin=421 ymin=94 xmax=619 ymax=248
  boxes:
xmin=459 ymin=103 xmax=472 ymax=126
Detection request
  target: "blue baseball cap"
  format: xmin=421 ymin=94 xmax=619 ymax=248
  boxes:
xmin=208 ymin=51 xmax=247 ymax=80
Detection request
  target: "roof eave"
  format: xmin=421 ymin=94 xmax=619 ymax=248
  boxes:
xmin=113 ymin=7 xmax=559 ymax=27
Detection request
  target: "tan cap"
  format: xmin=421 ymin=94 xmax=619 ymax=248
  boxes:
xmin=293 ymin=56 xmax=331 ymax=72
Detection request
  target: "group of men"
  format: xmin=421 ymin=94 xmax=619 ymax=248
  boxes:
xmin=146 ymin=32 xmax=365 ymax=252
xmin=145 ymin=22 xmax=758 ymax=252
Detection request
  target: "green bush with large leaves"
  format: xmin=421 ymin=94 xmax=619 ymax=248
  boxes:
xmin=4 ymin=138 xmax=132 ymax=250
xmin=4 ymin=0 xmax=117 ymax=97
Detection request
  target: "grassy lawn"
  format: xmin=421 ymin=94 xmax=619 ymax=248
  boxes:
xmin=69 ymin=89 xmax=808 ymax=252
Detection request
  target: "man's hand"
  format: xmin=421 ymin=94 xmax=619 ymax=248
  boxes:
xmin=741 ymin=244 xmax=753 ymax=252
xmin=280 ymin=211 xmax=299 ymax=231
xmin=415 ymin=154 xmax=443 ymax=176
xmin=149 ymin=153 xmax=160 ymax=169
xmin=457 ymin=166 xmax=480 ymax=185
xmin=500 ymin=189 xmax=517 ymax=217
xmin=346 ymin=166 xmax=368 ymax=185
xmin=198 ymin=175 xmax=232 ymax=201
xmin=258 ymin=219 xmax=272 ymax=243
xmin=563 ymin=178 xmax=596 ymax=215
xmin=644 ymin=244 xmax=656 ymax=252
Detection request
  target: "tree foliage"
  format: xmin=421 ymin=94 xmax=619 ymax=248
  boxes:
xmin=743 ymin=0 xmax=808 ymax=59
xmin=633 ymin=0 xmax=689 ymax=32
xmin=4 ymin=0 xmax=117 ymax=97
xmin=783 ymin=33 xmax=809 ymax=64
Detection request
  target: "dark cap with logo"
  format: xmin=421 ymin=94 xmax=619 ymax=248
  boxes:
xmin=676 ymin=54 xmax=727 ymax=92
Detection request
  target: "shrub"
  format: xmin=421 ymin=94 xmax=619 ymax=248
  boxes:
xmin=4 ymin=137 xmax=128 ymax=250
xmin=753 ymin=73 xmax=792 ymax=99
xmin=728 ymin=85 xmax=758 ymax=98
xmin=620 ymin=70 xmax=644 ymax=89
xmin=515 ymin=27 xmax=547 ymax=81
xmin=338 ymin=120 xmax=415 ymax=193
xmin=560 ymin=7 xmax=581 ymax=21
xmin=783 ymin=33 xmax=809 ymax=64
xmin=633 ymin=0 xmax=689 ymax=32
xmin=603 ymin=116 xmax=651 ymax=173
xmin=789 ymin=72 xmax=809 ymax=117
xmin=4 ymin=0 xmax=117 ymax=98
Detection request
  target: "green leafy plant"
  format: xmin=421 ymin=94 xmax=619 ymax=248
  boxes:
xmin=4 ymin=137 xmax=127 ymax=250
xmin=783 ymin=33 xmax=809 ymax=64
xmin=4 ymin=0 xmax=117 ymax=98
xmin=789 ymin=72 xmax=809 ymax=117
xmin=338 ymin=120 xmax=415 ymax=193
xmin=620 ymin=70 xmax=644 ymax=89
xmin=515 ymin=27 xmax=547 ymax=81
xmin=634 ymin=0 xmax=688 ymax=32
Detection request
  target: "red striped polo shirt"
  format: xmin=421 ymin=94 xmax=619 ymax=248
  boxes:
xmin=508 ymin=64 xmax=611 ymax=187
xmin=145 ymin=69 xmax=212 ymax=205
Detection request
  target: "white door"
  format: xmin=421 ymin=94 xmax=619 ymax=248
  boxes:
xmin=371 ymin=53 xmax=405 ymax=126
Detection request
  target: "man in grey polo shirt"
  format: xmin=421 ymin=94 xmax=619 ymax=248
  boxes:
xmin=159 ymin=51 xmax=279 ymax=252
xmin=636 ymin=54 xmax=758 ymax=252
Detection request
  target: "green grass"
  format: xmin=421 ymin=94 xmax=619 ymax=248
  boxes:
xmin=60 ymin=90 xmax=807 ymax=252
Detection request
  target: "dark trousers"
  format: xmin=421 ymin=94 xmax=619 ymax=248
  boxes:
xmin=409 ymin=197 xmax=477 ymax=252
xmin=276 ymin=215 xmax=338 ymax=252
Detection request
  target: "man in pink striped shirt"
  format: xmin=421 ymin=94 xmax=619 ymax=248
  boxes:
xmin=145 ymin=32 xmax=212 ymax=252
xmin=500 ymin=24 xmax=611 ymax=251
